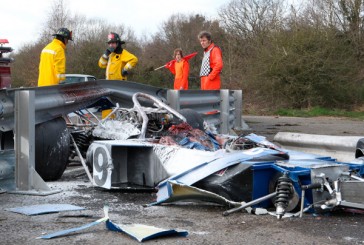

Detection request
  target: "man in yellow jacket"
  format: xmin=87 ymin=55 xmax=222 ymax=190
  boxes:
xmin=38 ymin=28 xmax=72 ymax=86
xmin=98 ymin=32 xmax=138 ymax=80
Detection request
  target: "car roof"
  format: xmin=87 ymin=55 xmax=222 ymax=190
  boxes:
xmin=65 ymin=74 xmax=96 ymax=77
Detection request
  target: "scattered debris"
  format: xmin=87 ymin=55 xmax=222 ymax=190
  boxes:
xmin=38 ymin=216 xmax=108 ymax=239
xmin=38 ymin=205 xmax=188 ymax=242
xmin=6 ymin=204 xmax=85 ymax=216
xmin=106 ymin=221 xmax=188 ymax=242
xmin=147 ymin=180 xmax=241 ymax=207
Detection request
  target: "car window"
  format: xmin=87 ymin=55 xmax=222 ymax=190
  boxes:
xmin=64 ymin=76 xmax=86 ymax=84
xmin=87 ymin=76 xmax=96 ymax=81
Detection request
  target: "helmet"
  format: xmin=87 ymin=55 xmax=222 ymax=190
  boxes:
xmin=52 ymin=28 xmax=73 ymax=41
xmin=107 ymin=32 xmax=125 ymax=44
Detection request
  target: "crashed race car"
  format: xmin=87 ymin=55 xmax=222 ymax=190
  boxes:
xmin=65 ymin=92 xmax=364 ymax=219
xmin=1 ymin=81 xmax=364 ymax=219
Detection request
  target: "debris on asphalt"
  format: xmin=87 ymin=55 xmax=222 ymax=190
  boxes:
xmin=38 ymin=205 xmax=189 ymax=242
xmin=6 ymin=204 xmax=85 ymax=216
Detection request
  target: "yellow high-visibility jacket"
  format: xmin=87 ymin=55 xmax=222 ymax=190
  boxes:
xmin=38 ymin=39 xmax=66 ymax=87
xmin=98 ymin=49 xmax=138 ymax=80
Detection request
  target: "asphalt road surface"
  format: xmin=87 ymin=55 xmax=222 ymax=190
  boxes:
xmin=1 ymin=116 xmax=364 ymax=245
xmin=243 ymin=115 xmax=364 ymax=141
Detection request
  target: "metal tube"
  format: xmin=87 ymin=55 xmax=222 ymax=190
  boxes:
xmin=223 ymin=192 xmax=277 ymax=216
xmin=132 ymin=94 xmax=149 ymax=139
xmin=341 ymin=172 xmax=364 ymax=182
xmin=132 ymin=93 xmax=186 ymax=139
xmin=85 ymin=108 xmax=101 ymax=124
xmin=74 ymin=111 xmax=97 ymax=126
xmin=70 ymin=135 xmax=93 ymax=184
xmin=299 ymin=189 xmax=305 ymax=218
xmin=101 ymin=104 xmax=120 ymax=123
xmin=349 ymin=175 xmax=364 ymax=182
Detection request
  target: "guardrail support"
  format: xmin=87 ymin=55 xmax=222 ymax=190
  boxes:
xmin=232 ymin=90 xmax=243 ymax=130
xmin=220 ymin=90 xmax=230 ymax=134
xmin=12 ymin=90 xmax=60 ymax=195
xmin=166 ymin=90 xmax=180 ymax=111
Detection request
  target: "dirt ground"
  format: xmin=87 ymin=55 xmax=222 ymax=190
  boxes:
xmin=1 ymin=116 xmax=364 ymax=245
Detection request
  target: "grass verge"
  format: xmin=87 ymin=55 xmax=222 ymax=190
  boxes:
xmin=274 ymin=107 xmax=364 ymax=119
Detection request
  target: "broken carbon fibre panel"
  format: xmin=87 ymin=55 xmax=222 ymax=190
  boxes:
xmin=38 ymin=205 xmax=188 ymax=242
xmin=106 ymin=220 xmax=188 ymax=242
xmin=153 ymin=147 xmax=287 ymax=204
xmin=146 ymin=180 xmax=241 ymax=208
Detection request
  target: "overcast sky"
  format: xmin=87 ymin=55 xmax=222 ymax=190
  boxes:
xmin=1 ymin=0 xmax=227 ymax=51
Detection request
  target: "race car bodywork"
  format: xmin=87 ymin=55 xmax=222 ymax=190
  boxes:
xmin=85 ymin=93 xmax=364 ymax=217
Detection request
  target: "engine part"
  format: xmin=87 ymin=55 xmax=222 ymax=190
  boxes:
xmin=299 ymin=182 xmax=322 ymax=217
xmin=132 ymin=92 xmax=186 ymax=139
xmin=223 ymin=135 xmax=257 ymax=151
xmin=93 ymin=93 xmax=193 ymax=140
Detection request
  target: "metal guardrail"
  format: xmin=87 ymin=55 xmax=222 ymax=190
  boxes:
xmin=0 ymin=80 xmax=243 ymax=134
xmin=166 ymin=89 xmax=242 ymax=134
xmin=0 ymin=80 xmax=160 ymax=132
xmin=274 ymin=132 xmax=363 ymax=162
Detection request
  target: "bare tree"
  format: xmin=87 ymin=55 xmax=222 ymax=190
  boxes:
xmin=218 ymin=0 xmax=286 ymax=39
xmin=10 ymin=0 xmax=364 ymax=111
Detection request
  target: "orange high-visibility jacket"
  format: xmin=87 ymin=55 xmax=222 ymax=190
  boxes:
xmin=38 ymin=39 xmax=66 ymax=87
xmin=168 ymin=59 xmax=189 ymax=90
xmin=98 ymin=49 xmax=138 ymax=80
xmin=200 ymin=43 xmax=223 ymax=90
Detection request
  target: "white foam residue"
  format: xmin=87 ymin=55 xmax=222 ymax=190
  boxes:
xmin=93 ymin=120 xmax=140 ymax=140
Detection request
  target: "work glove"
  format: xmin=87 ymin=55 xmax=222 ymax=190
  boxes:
xmin=103 ymin=47 xmax=114 ymax=58
xmin=122 ymin=69 xmax=128 ymax=76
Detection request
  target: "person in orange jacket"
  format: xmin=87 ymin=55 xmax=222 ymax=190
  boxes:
xmin=38 ymin=28 xmax=73 ymax=86
xmin=198 ymin=31 xmax=223 ymax=90
xmin=165 ymin=48 xmax=189 ymax=90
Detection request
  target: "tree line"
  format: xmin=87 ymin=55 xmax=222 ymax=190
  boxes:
xmin=10 ymin=0 xmax=364 ymax=112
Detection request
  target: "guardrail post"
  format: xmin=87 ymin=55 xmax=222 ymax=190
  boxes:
xmin=220 ymin=89 xmax=230 ymax=134
xmin=233 ymin=90 xmax=243 ymax=130
xmin=12 ymin=90 xmax=60 ymax=195
xmin=166 ymin=90 xmax=180 ymax=111
xmin=15 ymin=90 xmax=35 ymax=190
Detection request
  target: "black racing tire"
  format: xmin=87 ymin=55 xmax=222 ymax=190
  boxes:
xmin=35 ymin=117 xmax=70 ymax=181
xmin=178 ymin=108 xmax=205 ymax=131
xmin=355 ymin=138 xmax=364 ymax=158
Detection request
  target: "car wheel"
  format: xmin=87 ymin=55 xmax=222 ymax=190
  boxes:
xmin=355 ymin=138 xmax=364 ymax=158
xmin=35 ymin=117 xmax=70 ymax=181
